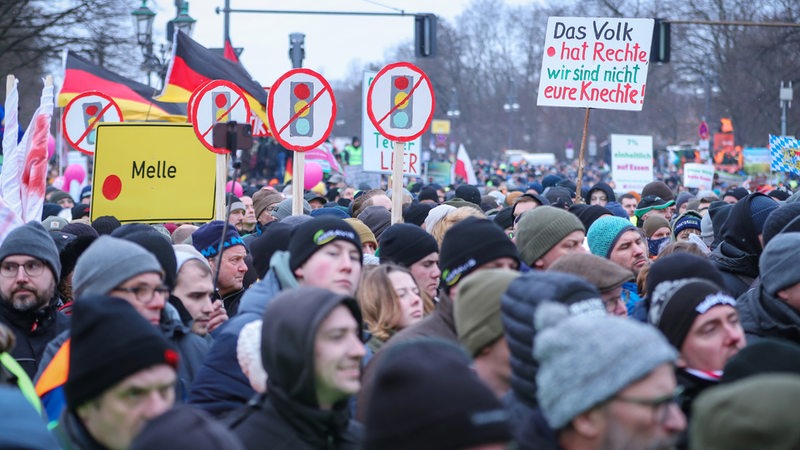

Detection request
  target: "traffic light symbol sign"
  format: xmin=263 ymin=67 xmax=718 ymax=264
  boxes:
xmin=290 ymin=81 xmax=314 ymax=137
xmin=83 ymin=102 xmax=103 ymax=145
xmin=391 ymin=75 xmax=413 ymax=129
xmin=212 ymin=91 xmax=231 ymax=123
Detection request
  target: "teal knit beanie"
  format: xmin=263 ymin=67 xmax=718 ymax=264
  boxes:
xmin=587 ymin=216 xmax=637 ymax=258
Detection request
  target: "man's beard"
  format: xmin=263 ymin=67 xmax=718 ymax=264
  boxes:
xmin=600 ymin=418 xmax=680 ymax=450
xmin=3 ymin=282 xmax=54 ymax=313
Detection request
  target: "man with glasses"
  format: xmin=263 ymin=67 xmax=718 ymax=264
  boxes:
xmin=535 ymin=302 xmax=686 ymax=450
xmin=0 ymin=222 xmax=69 ymax=380
xmin=549 ymin=253 xmax=634 ymax=317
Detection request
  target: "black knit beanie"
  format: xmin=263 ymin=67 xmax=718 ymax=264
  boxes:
xmin=402 ymin=202 xmax=434 ymax=227
xmin=249 ymin=222 xmax=292 ymax=278
xmin=762 ymin=203 xmax=800 ymax=246
xmin=493 ymin=206 xmax=514 ymax=230
xmin=58 ymin=236 xmax=96 ymax=283
xmin=645 ymin=252 xmax=726 ymax=301
xmin=455 ymin=184 xmax=482 ymax=206
xmin=379 ymin=224 xmax=438 ymax=267
xmin=289 ymin=217 xmax=362 ymax=271
xmin=439 ymin=217 xmax=519 ymax=290
xmin=364 ymin=339 xmax=511 ymax=450
xmin=648 ymin=278 xmax=734 ymax=350
xmin=123 ymin=231 xmax=178 ymax=291
xmin=91 ymin=215 xmax=122 ymax=236
xmin=65 ymin=297 xmax=178 ymax=410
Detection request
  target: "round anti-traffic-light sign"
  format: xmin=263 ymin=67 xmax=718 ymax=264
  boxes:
xmin=267 ymin=68 xmax=336 ymax=152
xmin=367 ymin=62 xmax=435 ymax=142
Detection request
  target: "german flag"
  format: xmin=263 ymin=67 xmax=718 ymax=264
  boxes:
xmin=58 ymin=51 xmax=186 ymax=122
xmin=157 ymin=31 xmax=268 ymax=123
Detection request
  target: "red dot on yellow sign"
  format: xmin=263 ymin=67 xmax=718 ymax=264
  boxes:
xmin=103 ymin=174 xmax=122 ymax=200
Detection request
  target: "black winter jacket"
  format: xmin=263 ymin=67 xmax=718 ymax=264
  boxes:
xmin=0 ymin=299 xmax=69 ymax=380
xmin=228 ymin=288 xmax=362 ymax=449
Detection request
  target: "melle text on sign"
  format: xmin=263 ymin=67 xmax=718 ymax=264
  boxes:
xmin=537 ymin=17 xmax=654 ymax=111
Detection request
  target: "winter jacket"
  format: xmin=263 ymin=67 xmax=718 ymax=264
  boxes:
xmin=737 ymin=286 xmax=800 ymax=345
xmin=216 ymin=287 xmax=246 ymax=317
xmin=0 ymin=299 xmax=69 ymax=380
xmin=189 ymin=251 xmax=294 ymax=417
xmin=709 ymin=194 xmax=774 ymax=298
xmin=0 ymin=386 xmax=58 ymax=450
xmin=227 ymin=288 xmax=362 ymax=449
xmin=53 ymin=409 xmax=108 ymax=450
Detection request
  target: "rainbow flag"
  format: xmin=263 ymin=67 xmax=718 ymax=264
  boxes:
xmin=58 ymin=51 xmax=186 ymax=122
xmin=157 ymin=31 xmax=267 ymax=124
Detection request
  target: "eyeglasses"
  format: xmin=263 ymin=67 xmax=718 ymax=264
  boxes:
xmin=0 ymin=260 xmax=45 ymax=278
xmin=612 ymin=385 xmax=685 ymax=425
xmin=112 ymin=285 xmax=170 ymax=304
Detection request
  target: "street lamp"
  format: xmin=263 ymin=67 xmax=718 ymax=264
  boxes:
xmin=168 ymin=1 xmax=197 ymax=40
xmin=131 ymin=0 xmax=196 ymax=87
xmin=503 ymin=87 xmax=520 ymax=150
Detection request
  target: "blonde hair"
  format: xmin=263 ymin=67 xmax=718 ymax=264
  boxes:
xmin=357 ymin=264 xmax=429 ymax=341
xmin=429 ymin=207 xmax=485 ymax=248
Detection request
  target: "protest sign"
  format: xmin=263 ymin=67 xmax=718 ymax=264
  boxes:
xmin=537 ymin=17 xmax=654 ymax=111
xmin=610 ymin=134 xmax=653 ymax=191
xmin=683 ymin=163 xmax=715 ymax=190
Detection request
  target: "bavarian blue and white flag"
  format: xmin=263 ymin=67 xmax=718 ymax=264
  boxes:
xmin=769 ymin=134 xmax=800 ymax=175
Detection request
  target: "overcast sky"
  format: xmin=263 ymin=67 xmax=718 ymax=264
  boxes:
xmin=149 ymin=0 xmax=502 ymax=87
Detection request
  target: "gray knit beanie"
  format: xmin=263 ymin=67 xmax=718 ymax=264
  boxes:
xmin=515 ymin=206 xmax=585 ymax=266
xmin=534 ymin=301 xmax=677 ymax=429
xmin=272 ymin=198 xmax=311 ymax=221
xmin=0 ymin=221 xmax=61 ymax=279
xmin=72 ymin=236 xmax=162 ymax=298
xmin=760 ymin=232 xmax=800 ymax=297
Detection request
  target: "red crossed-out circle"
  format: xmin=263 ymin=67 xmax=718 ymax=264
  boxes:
xmin=267 ymin=68 xmax=336 ymax=152
xmin=62 ymin=91 xmax=124 ymax=155
xmin=366 ymin=61 xmax=435 ymax=143
xmin=189 ymin=79 xmax=252 ymax=155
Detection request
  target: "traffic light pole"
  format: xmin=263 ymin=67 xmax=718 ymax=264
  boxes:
xmin=215 ymin=6 xmax=437 ymax=57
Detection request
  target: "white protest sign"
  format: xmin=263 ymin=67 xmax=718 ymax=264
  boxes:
xmin=610 ymin=134 xmax=653 ymax=191
xmin=537 ymin=17 xmax=654 ymax=111
xmin=683 ymin=163 xmax=715 ymax=190
xmin=361 ymin=71 xmax=421 ymax=176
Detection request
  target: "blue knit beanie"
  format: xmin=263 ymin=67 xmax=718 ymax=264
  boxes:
xmin=587 ymin=216 xmax=637 ymax=258
xmin=191 ymin=221 xmax=244 ymax=258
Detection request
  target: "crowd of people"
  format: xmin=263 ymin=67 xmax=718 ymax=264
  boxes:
xmin=3 ymin=165 xmax=800 ymax=450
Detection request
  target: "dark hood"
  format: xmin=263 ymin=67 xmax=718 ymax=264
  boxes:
xmin=584 ymin=182 xmax=616 ymax=204
xmin=261 ymin=287 xmax=362 ymax=408
xmin=719 ymin=193 xmax=776 ymax=256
